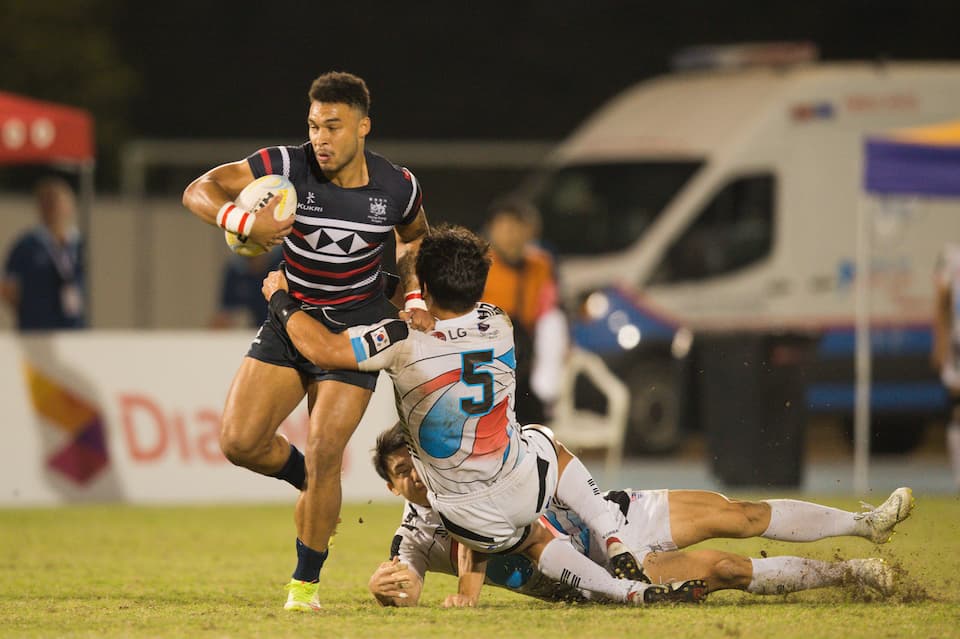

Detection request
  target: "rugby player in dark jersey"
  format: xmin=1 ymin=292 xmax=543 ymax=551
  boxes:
xmin=182 ymin=71 xmax=430 ymax=611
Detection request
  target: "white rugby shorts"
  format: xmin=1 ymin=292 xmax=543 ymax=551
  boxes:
xmin=429 ymin=427 xmax=559 ymax=554
xmin=620 ymin=489 xmax=678 ymax=562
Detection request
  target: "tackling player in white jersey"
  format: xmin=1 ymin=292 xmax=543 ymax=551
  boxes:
xmin=368 ymin=423 xmax=911 ymax=605
xmin=262 ymin=224 xmax=704 ymax=606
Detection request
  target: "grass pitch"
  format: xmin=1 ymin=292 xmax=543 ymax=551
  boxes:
xmin=2 ymin=493 xmax=959 ymax=638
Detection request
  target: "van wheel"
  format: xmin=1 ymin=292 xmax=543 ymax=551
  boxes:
xmin=623 ymin=362 xmax=682 ymax=455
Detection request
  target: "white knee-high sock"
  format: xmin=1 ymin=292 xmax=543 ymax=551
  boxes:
xmin=555 ymin=457 xmax=622 ymax=544
xmin=947 ymin=421 xmax=960 ymax=489
xmin=762 ymin=499 xmax=861 ymax=541
xmin=537 ymin=538 xmax=634 ymax=602
xmin=747 ymin=557 xmax=845 ymax=594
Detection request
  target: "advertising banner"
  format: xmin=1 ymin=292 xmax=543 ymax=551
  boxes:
xmin=0 ymin=332 xmax=398 ymax=505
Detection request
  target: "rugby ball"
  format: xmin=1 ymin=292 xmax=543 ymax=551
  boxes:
xmin=225 ymin=174 xmax=298 ymax=257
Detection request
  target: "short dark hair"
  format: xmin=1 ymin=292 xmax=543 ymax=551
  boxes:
xmin=308 ymin=71 xmax=371 ymax=115
xmin=488 ymin=195 xmax=542 ymax=233
xmin=372 ymin=421 xmax=408 ymax=482
xmin=416 ymin=224 xmax=491 ymax=313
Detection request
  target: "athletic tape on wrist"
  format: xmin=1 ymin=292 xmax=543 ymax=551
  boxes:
xmin=404 ymin=289 xmax=428 ymax=311
xmin=217 ymin=201 xmax=255 ymax=239
xmin=269 ymin=290 xmax=302 ymax=329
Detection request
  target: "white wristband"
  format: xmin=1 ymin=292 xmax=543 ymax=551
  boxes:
xmin=404 ymin=289 xmax=428 ymax=311
xmin=216 ymin=201 xmax=255 ymax=238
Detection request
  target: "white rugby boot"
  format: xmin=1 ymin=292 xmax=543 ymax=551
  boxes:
xmin=854 ymin=487 xmax=915 ymax=544
xmin=847 ymin=558 xmax=895 ymax=596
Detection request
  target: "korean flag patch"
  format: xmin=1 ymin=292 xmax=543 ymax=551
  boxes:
xmin=361 ymin=320 xmax=409 ymax=358
xmin=369 ymin=326 xmax=391 ymax=352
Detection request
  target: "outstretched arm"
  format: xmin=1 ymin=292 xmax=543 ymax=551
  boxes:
xmin=261 ymin=270 xmax=359 ymax=370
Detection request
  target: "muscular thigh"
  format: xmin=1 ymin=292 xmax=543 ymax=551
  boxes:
xmin=223 ymin=356 xmax=306 ymax=444
xmin=304 ymin=379 xmax=374 ymax=454
xmin=667 ymin=490 xmax=767 ymax=547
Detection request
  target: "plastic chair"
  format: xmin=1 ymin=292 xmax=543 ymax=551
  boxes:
xmin=548 ymin=347 xmax=629 ymax=479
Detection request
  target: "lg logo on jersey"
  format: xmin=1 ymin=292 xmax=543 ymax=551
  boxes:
xmin=437 ymin=327 xmax=467 ymax=341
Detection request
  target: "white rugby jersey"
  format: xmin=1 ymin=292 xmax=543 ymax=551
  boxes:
xmin=937 ymin=244 xmax=960 ymax=387
xmin=388 ymin=490 xmax=669 ymax=602
xmin=390 ymin=500 xmax=584 ymax=602
xmin=348 ymin=303 xmax=524 ymax=495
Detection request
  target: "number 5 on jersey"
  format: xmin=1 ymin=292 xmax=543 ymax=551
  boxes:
xmin=460 ymin=350 xmax=494 ymax=416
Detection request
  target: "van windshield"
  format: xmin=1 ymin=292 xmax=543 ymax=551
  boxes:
xmin=529 ymin=161 xmax=703 ymax=256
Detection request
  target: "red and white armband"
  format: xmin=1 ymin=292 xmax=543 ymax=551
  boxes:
xmin=216 ymin=202 xmax=256 ymax=239
xmin=404 ymin=289 xmax=428 ymax=311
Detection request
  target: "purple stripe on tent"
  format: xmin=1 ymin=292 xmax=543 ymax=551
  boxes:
xmin=864 ymin=138 xmax=960 ymax=196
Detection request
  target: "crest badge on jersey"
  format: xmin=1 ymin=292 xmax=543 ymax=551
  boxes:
xmin=369 ymin=197 xmax=388 ymax=222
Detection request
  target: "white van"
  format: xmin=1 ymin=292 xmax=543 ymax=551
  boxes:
xmin=525 ymin=59 xmax=960 ymax=453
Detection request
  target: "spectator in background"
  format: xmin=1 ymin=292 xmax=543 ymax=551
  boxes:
xmin=211 ymin=248 xmax=284 ymax=329
xmin=482 ymin=197 xmax=568 ymax=424
xmin=1 ymin=177 xmax=86 ymax=330
xmin=932 ymin=242 xmax=960 ymax=491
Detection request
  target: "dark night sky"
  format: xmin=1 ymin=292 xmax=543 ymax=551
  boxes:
xmin=5 ymin=0 xmax=959 ymax=193
xmin=112 ymin=0 xmax=960 ymax=142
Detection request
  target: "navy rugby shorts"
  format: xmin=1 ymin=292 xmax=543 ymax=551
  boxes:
xmin=247 ymin=293 xmax=397 ymax=390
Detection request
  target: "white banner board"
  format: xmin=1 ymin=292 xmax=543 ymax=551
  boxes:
xmin=0 ymin=331 xmax=398 ymax=505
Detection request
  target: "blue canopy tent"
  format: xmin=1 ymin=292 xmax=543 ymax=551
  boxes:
xmin=866 ymin=122 xmax=960 ymax=195
xmin=856 ymin=121 xmax=960 ymax=493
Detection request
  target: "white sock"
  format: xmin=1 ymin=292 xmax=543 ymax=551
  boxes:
xmin=947 ymin=421 xmax=960 ymax=488
xmin=537 ymin=538 xmax=634 ymax=602
xmin=555 ymin=457 xmax=622 ymax=546
xmin=747 ymin=556 xmax=845 ymax=594
xmin=762 ymin=499 xmax=860 ymax=541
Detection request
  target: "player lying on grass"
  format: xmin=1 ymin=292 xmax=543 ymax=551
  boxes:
xmin=368 ymin=422 xmax=913 ymax=606
xmin=261 ymin=224 xmax=705 ymax=607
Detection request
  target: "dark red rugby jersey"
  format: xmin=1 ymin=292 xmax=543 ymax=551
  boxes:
xmin=248 ymin=143 xmax=422 ymax=308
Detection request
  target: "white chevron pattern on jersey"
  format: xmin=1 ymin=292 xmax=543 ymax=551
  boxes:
xmin=301 ymin=227 xmax=371 ymax=255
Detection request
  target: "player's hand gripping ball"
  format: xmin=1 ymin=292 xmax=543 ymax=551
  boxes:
xmin=225 ymin=175 xmax=297 ymax=256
